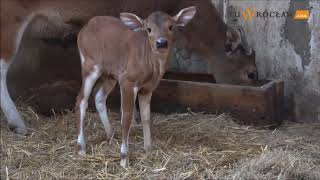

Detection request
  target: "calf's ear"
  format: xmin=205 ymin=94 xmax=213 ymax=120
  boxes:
xmin=120 ymin=13 xmax=143 ymax=31
xmin=174 ymin=6 xmax=197 ymax=27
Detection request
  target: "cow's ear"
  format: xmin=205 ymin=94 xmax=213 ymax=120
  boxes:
xmin=226 ymin=28 xmax=241 ymax=43
xmin=174 ymin=6 xmax=196 ymax=27
xmin=120 ymin=13 xmax=143 ymax=31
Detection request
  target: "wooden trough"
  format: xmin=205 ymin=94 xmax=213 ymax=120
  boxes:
xmin=151 ymin=71 xmax=284 ymax=127
xmin=30 ymin=71 xmax=284 ymax=127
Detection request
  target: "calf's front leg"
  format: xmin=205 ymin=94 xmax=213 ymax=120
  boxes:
xmin=119 ymin=82 xmax=138 ymax=168
xmin=138 ymin=92 xmax=152 ymax=152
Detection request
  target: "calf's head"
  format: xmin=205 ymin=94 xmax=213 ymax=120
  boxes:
xmin=120 ymin=6 xmax=196 ymax=53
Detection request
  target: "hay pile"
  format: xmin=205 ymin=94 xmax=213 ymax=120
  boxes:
xmin=1 ymin=104 xmax=320 ymax=179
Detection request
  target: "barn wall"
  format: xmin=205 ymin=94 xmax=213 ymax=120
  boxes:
xmin=210 ymin=0 xmax=320 ymax=122
xmin=168 ymin=40 xmax=209 ymax=73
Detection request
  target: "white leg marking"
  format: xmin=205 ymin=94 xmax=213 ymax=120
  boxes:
xmin=0 ymin=60 xmax=27 ymax=135
xmin=95 ymin=86 xmax=112 ymax=137
xmin=120 ymin=141 xmax=128 ymax=154
xmin=77 ymin=65 xmax=101 ymax=155
xmin=77 ymin=99 xmax=87 ymax=155
xmin=133 ymin=87 xmax=139 ymax=98
xmin=120 ymin=140 xmax=129 ymax=168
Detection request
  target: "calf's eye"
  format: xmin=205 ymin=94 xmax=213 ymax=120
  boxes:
xmin=169 ymin=25 xmax=173 ymax=31
xmin=147 ymin=28 xmax=152 ymax=33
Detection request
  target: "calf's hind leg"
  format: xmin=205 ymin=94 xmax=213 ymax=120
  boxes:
xmin=94 ymin=78 xmax=117 ymax=138
xmin=75 ymin=65 xmax=101 ymax=155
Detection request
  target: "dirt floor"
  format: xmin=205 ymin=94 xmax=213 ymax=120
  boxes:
xmin=1 ymin=104 xmax=320 ymax=179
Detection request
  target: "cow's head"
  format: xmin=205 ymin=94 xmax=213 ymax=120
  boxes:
xmin=211 ymin=50 xmax=258 ymax=85
xmin=222 ymin=27 xmax=258 ymax=84
xmin=120 ymin=6 xmax=196 ymax=53
xmin=233 ymin=51 xmax=259 ymax=84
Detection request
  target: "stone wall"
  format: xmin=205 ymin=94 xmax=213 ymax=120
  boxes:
xmin=210 ymin=0 xmax=320 ymax=122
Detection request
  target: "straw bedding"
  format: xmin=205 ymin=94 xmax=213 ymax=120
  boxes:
xmin=1 ymin=103 xmax=320 ymax=179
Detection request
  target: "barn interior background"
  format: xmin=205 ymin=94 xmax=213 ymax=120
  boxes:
xmin=7 ymin=0 xmax=320 ymax=123
xmin=2 ymin=1 xmax=320 ymax=179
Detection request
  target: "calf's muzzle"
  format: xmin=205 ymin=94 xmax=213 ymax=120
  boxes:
xmin=156 ymin=37 xmax=168 ymax=49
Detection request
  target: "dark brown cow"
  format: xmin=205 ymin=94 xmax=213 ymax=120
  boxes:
xmin=0 ymin=0 xmax=257 ymax=135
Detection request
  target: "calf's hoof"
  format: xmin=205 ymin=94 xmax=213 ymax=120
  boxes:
xmin=78 ymin=150 xmax=86 ymax=156
xmin=77 ymin=144 xmax=86 ymax=155
xmin=8 ymin=123 xmax=27 ymax=135
xmin=120 ymin=158 xmax=129 ymax=168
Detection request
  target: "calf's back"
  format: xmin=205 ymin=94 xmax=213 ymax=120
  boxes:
xmin=78 ymin=16 xmax=151 ymax=79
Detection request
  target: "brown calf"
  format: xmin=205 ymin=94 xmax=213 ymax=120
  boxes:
xmin=75 ymin=7 xmax=196 ymax=167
